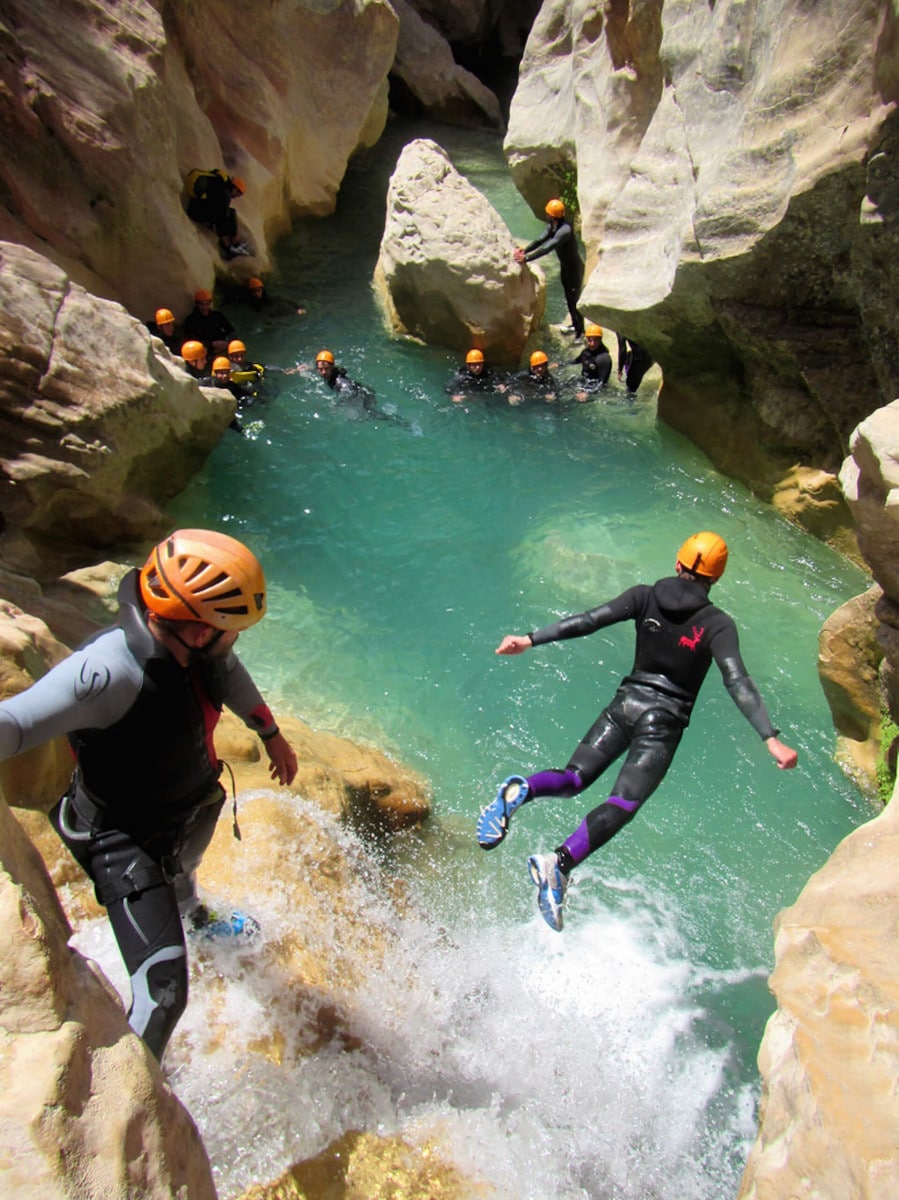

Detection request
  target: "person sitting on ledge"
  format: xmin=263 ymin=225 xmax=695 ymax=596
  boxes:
xmin=185 ymin=168 xmax=253 ymax=260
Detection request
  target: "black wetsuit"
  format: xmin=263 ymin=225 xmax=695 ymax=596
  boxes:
xmin=617 ymin=335 xmax=654 ymax=392
xmin=0 ymin=572 xmax=278 ymax=1059
xmin=445 ymin=366 xmax=497 ymax=397
xmin=186 ymin=170 xmax=238 ymax=240
xmin=522 ymin=218 xmax=585 ymax=336
xmin=321 ymin=365 xmax=407 ymax=425
xmin=520 ymin=576 xmax=778 ymax=873
xmin=510 ymin=366 xmax=559 ymax=403
xmin=230 ymin=288 xmax=304 ymax=319
xmin=573 ymin=341 xmax=612 ymax=388
xmin=182 ymin=306 xmax=235 ymax=354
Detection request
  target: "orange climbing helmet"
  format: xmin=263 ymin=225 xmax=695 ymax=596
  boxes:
xmin=180 ymin=340 xmax=206 ymax=364
xmin=316 ymin=349 xmax=335 ymax=364
xmin=247 ymin=277 xmax=264 ymax=291
xmin=677 ymin=531 xmax=728 ymax=580
xmin=140 ymin=529 xmax=267 ymax=631
xmin=228 ymin=340 xmax=247 ymax=355
xmin=194 ymin=288 xmax=213 ymax=303
xmin=585 ymin=323 xmax=604 ymax=338
xmin=545 ymin=199 xmax=565 ymax=219
xmin=155 ymin=307 xmax=175 ymax=326
xmin=530 ymin=350 xmax=549 ymax=367
xmin=212 ymin=356 xmax=231 ymax=372
xmin=229 ymin=176 xmax=246 ymax=195
xmin=466 ymin=349 xmax=485 ymax=364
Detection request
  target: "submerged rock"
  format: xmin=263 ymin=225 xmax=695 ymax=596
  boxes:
xmin=374 ymin=138 xmax=544 ymax=367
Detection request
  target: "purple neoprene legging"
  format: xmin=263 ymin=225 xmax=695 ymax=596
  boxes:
xmin=524 ymin=769 xmax=639 ymax=874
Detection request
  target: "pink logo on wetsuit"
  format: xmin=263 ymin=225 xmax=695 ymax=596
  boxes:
xmin=679 ymin=625 xmax=705 ymax=651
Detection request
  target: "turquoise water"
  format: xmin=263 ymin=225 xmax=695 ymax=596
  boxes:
xmin=165 ymin=120 xmax=870 ymax=1198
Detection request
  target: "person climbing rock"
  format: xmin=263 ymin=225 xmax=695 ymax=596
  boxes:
xmin=514 ymin=198 xmax=585 ymax=338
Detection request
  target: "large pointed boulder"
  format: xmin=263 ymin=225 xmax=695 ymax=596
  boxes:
xmin=374 ymin=139 xmax=544 ymax=367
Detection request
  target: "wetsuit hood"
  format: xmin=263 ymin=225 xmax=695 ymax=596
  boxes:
xmin=652 ymin=575 xmax=714 ymax=619
xmin=116 ymin=569 xmax=171 ymax=663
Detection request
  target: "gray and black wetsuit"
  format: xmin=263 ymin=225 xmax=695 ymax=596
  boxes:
xmin=520 ymin=576 xmax=778 ymax=873
xmin=0 ymin=571 xmax=278 ymax=1059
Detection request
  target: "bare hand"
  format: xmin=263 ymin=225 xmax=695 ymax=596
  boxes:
xmin=766 ymin=736 xmax=798 ymax=770
xmin=496 ymin=634 xmax=532 ymax=655
xmin=513 ymin=247 xmax=526 ymax=264
xmin=265 ymin=732 xmax=298 ymax=785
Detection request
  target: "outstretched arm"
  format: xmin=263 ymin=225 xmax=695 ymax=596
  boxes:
xmin=712 ymin=627 xmax=799 ymax=769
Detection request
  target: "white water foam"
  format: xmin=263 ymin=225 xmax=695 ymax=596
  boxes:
xmin=70 ymin=795 xmax=758 ymax=1199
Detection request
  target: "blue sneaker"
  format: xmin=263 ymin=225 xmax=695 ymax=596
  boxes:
xmin=477 ymin=775 xmax=530 ymax=849
xmin=187 ymin=904 xmax=260 ymax=946
xmin=527 ymin=852 xmax=569 ymax=931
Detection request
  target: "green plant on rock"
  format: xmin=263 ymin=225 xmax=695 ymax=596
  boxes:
xmin=876 ymin=707 xmax=899 ymax=805
xmin=546 ymin=161 xmax=579 ymax=220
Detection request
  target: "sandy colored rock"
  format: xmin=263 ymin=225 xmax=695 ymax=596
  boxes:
xmin=0 ymin=0 xmax=399 ymax=316
xmin=738 ymin=782 xmax=899 ymax=1199
xmin=237 ymin=1128 xmax=484 ymax=1200
xmin=0 ymin=241 xmax=235 ymax=571
xmin=0 ymin=798 xmax=216 ymax=1200
xmin=506 ymin=0 xmax=898 ymax=521
xmin=391 ymin=0 xmax=502 ymax=130
xmin=375 ymin=138 xmax=545 ymax=366
xmin=818 ymin=585 xmax=883 ymax=786
xmin=216 ymin=709 xmax=431 ymax=831
xmin=841 ymin=399 xmax=899 ymax=602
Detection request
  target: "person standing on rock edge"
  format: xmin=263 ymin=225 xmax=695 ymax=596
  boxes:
xmin=476 ymin=531 xmax=798 ymax=932
xmin=0 ymin=530 xmax=298 ymax=1061
xmin=617 ymin=334 xmax=654 ymax=393
xmin=514 ymin=198 xmax=585 ymax=338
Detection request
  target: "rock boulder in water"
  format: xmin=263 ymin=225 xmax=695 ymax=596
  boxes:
xmin=374 ymin=138 xmax=545 ymax=367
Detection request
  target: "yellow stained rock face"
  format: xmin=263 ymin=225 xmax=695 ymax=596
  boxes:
xmin=237 ymin=1130 xmax=489 ymax=1200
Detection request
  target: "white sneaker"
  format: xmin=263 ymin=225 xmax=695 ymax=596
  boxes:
xmin=527 ymin=852 xmax=569 ymax=931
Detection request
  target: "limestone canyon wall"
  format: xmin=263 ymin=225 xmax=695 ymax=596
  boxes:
xmin=0 ymin=0 xmax=400 ymax=321
xmin=506 ymin=0 xmax=899 ymax=541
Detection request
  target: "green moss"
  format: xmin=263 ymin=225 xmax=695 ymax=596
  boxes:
xmin=546 ymin=162 xmax=579 ymax=220
xmin=876 ymin=709 xmax=899 ymax=805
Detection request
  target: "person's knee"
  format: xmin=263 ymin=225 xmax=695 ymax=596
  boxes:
xmin=128 ymin=943 xmax=188 ymax=1060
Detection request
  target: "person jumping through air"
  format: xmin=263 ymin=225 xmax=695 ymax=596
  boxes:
xmin=0 ymin=529 xmax=298 ymax=1060
xmin=477 ymin=532 xmax=798 ymax=931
